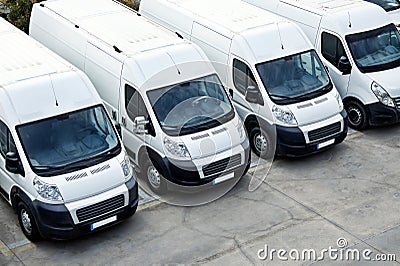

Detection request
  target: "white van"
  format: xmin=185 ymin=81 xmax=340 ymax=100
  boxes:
xmin=364 ymin=0 xmax=400 ymax=29
xmin=0 ymin=18 xmax=138 ymax=241
xmin=140 ymin=0 xmax=348 ymax=157
xmin=244 ymin=0 xmax=400 ymax=130
xmin=30 ymin=0 xmax=250 ymax=194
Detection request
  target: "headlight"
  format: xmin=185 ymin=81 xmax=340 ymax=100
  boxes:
xmin=121 ymin=154 xmax=132 ymax=180
xmin=371 ymin=82 xmax=395 ymax=107
xmin=164 ymin=137 xmax=191 ymax=158
xmin=334 ymin=90 xmax=344 ymax=111
xmin=33 ymin=177 xmax=63 ymax=201
xmin=272 ymin=105 xmax=298 ymax=126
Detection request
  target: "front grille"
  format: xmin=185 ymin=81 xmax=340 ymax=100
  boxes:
xmin=76 ymin=194 xmax=125 ymax=222
xmin=308 ymin=122 xmax=341 ymax=142
xmin=202 ymin=154 xmax=241 ymax=177
xmin=394 ymin=97 xmax=400 ymax=109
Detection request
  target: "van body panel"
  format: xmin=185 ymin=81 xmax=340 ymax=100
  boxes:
xmin=29 ymin=5 xmax=87 ymax=70
xmin=54 ymin=156 xmax=126 ymax=203
xmin=85 ymin=43 xmax=123 ymax=120
xmin=191 ymin=22 xmax=231 ymax=84
xmin=286 ymin=92 xmax=342 ymax=126
xmin=366 ymin=67 xmax=400 ymax=97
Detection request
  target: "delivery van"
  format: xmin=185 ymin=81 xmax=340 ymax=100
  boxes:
xmin=140 ymin=0 xmax=348 ymax=157
xmin=364 ymin=0 xmax=400 ymax=29
xmin=0 ymin=18 xmax=138 ymax=241
xmin=244 ymin=0 xmax=400 ymax=130
xmin=30 ymin=0 xmax=250 ymax=194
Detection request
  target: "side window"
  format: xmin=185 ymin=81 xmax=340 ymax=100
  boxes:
xmin=0 ymin=121 xmax=16 ymax=158
xmin=233 ymin=59 xmax=257 ymax=95
xmin=321 ymin=32 xmax=346 ymax=68
xmin=125 ymin=84 xmax=148 ymax=121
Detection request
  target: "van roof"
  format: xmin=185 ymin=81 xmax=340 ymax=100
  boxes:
xmin=280 ymin=0 xmax=391 ymax=35
xmin=281 ymin=0 xmax=368 ymax=14
xmin=0 ymin=18 xmax=70 ymax=87
xmin=163 ymin=0 xmax=286 ymax=35
xmin=42 ymin=0 xmax=186 ymax=57
xmin=0 ymin=18 xmax=100 ymax=125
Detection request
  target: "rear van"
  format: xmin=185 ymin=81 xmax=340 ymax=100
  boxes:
xmin=0 ymin=18 xmax=138 ymax=241
xmin=30 ymin=0 xmax=250 ymax=194
xmin=140 ymin=0 xmax=348 ymax=157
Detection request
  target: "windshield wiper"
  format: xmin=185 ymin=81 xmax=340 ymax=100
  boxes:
xmin=33 ymin=147 xmax=119 ymax=173
xmin=269 ymin=94 xmax=294 ymax=100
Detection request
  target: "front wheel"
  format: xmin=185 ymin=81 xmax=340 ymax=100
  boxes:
xmin=249 ymin=126 xmax=274 ymax=160
xmin=143 ymin=159 xmax=167 ymax=195
xmin=346 ymin=101 xmax=368 ymax=130
xmin=17 ymin=201 xmax=41 ymax=242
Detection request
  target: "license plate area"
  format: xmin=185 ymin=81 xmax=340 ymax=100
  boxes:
xmin=317 ymin=139 xmax=335 ymax=150
xmin=90 ymin=216 xmax=117 ymax=231
xmin=212 ymin=172 xmax=235 ymax=185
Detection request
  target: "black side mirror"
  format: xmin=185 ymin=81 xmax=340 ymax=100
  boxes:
xmin=6 ymin=152 xmax=24 ymax=176
xmin=338 ymin=56 xmax=351 ymax=75
xmin=245 ymin=86 xmax=264 ymax=105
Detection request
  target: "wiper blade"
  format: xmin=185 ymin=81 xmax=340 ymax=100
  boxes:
xmin=269 ymin=94 xmax=293 ymax=100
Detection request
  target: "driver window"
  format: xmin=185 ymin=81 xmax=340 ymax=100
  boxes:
xmin=125 ymin=84 xmax=149 ymax=122
xmin=0 ymin=120 xmax=16 ymax=158
xmin=321 ymin=32 xmax=347 ymax=69
xmin=233 ymin=59 xmax=258 ymax=96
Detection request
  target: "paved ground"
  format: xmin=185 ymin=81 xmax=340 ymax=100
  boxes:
xmin=1 ymin=126 xmax=400 ymax=265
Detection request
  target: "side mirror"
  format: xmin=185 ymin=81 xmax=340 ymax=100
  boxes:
xmin=133 ymin=116 xmax=149 ymax=135
xmin=6 ymin=152 xmax=24 ymax=176
xmin=338 ymin=56 xmax=351 ymax=75
xmin=245 ymin=86 xmax=263 ymax=105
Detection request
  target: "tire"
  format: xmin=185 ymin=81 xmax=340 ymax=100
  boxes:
xmin=249 ymin=126 xmax=274 ymax=160
xmin=346 ymin=101 xmax=368 ymax=130
xmin=17 ymin=201 xmax=41 ymax=242
xmin=142 ymin=159 xmax=167 ymax=195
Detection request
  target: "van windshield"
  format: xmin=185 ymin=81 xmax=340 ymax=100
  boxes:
xmin=256 ymin=50 xmax=332 ymax=105
xmin=364 ymin=0 xmax=400 ymax=11
xmin=346 ymin=24 xmax=400 ymax=73
xmin=17 ymin=105 xmax=121 ymax=177
xmin=147 ymin=74 xmax=234 ymax=136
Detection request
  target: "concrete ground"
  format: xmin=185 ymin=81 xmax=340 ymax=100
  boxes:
xmin=1 ymin=126 xmax=400 ymax=265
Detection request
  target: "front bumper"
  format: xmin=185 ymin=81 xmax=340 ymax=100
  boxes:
xmin=156 ymin=139 xmax=251 ymax=186
xmin=276 ymin=110 xmax=348 ymax=157
xmin=366 ymin=102 xmax=400 ymax=126
xmin=30 ymin=178 xmax=139 ymax=240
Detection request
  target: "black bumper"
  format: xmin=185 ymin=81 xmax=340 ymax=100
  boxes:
xmin=30 ymin=178 xmax=139 ymax=240
xmin=366 ymin=102 xmax=400 ymax=126
xmin=276 ymin=110 xmax=348 ymax=157
xmin=153 ymin=140 xmax=251 ymax=186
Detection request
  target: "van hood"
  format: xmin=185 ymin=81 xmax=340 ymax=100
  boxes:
xmin=178 ymin=117 xmax=242 ymax=160
xmin=388 ymin=9 xmax=400 ymax=28
xmin=51 ymin=158 xmax=125 ymax=203
xmin=288 ymin=92 xmax=341 ymax=126
xmin=366 ymin=67 xmax=400 ymax=97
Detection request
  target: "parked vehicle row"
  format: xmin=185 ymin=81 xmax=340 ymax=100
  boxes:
xmin=1 ymin=0 xmax=399 ymax=241
xmin=140 ymin=0 xmax=348 ymax=158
